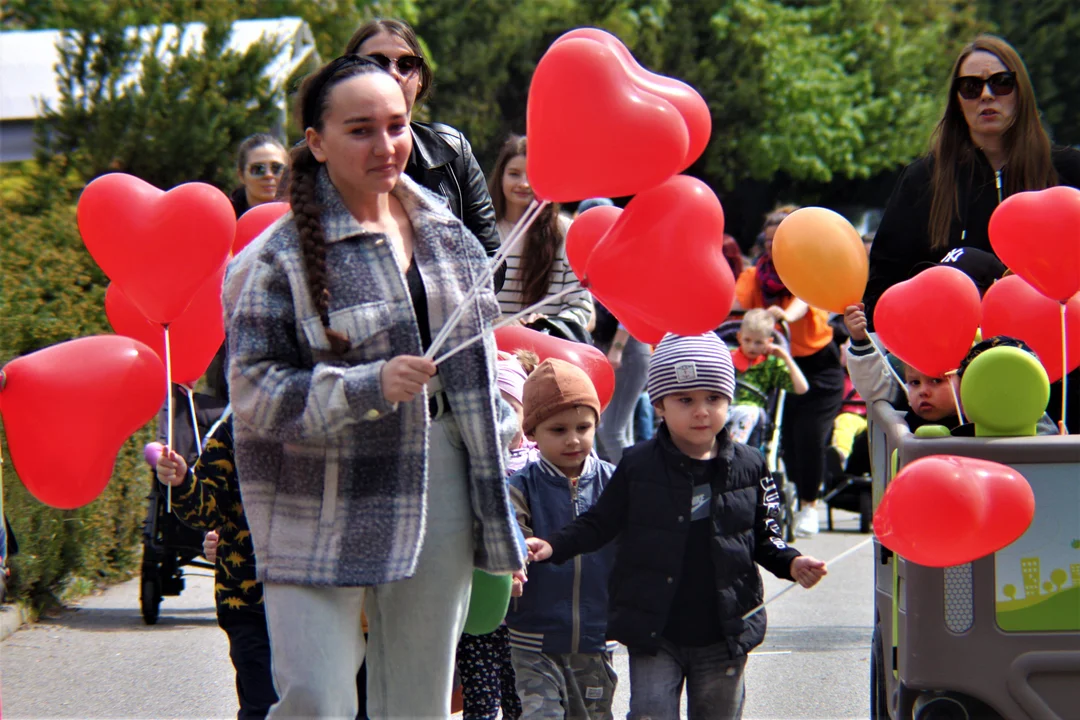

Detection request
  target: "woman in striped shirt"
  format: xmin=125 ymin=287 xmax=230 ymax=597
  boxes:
xmin=489 ymin=135 xmax=593 ymax=339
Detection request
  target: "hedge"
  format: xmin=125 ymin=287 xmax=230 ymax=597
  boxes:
xmin=1 ymin=199 xmax=156 ymax=610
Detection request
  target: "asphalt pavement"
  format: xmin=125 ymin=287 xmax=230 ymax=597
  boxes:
xmin=1 ymin=508 xmax=872 ymax=719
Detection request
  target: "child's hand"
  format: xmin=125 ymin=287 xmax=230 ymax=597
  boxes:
xmin=511 ymin=567 xmax=527 ymax=597
xmin=525 ymin=537 xmax=552 ymax=562
xmin=790 ymin=555 xmax=828 ymax=588
xmin=155 ymin=447 xmax=188 ymax=487
xmin=203 ymin=530 xmax=219 ymax=563
xmin=767 ymin=344 xmax=791 ymax=360
xmin=843 ymin=304 xmax=869 ymax=343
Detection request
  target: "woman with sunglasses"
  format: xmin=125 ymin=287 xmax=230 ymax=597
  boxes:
xmin=230 ymin=133 xmax=289 ymax=218
xmin=345 ymin=19 xmax=502 ymax=288
xmin=864 ymin=34 xmax=1080 ymax=324
xmin=223 ymin=55 xmax=525 ymax=718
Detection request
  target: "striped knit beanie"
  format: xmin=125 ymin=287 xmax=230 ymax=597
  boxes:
xmin=646 ymin=333 xmax=736 ymax=403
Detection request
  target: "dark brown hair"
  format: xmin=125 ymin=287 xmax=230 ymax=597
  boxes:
xmin=235 ymin=133 xmax=285 ymax=174
xmin=928 ymin=34 xmax=1057 ymax=251
xmin=345 ymin=19 xmax=434 ymax=107
xmin=290 ymin=56 xmax=392 ymax=354
xmin=488 ymin=135 xmax=563 ymax=307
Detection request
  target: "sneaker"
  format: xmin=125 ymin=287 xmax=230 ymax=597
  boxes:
xmin=795 ymin=507 xmax=819 ymax=537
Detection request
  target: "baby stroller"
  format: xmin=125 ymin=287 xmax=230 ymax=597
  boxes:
xmin=140 ymin=384 xmax=227 ymax=624
xmin=715 ymin=318 xmax=799 ymax=542
xmin=821 ymin=389 xmax=873 ymax=534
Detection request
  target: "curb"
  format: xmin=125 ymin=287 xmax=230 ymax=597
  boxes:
xmin=0 ymin=603 xmax=31 ymax=642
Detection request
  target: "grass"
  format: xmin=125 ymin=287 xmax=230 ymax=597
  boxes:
xmin=997 ymin=585 xmax=1080 ymax=632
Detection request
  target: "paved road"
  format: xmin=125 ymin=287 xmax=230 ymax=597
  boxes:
xmin=1 ymin=509 xmax=872 ymax=719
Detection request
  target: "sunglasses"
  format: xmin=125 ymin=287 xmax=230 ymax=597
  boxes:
xmin=248 ymin=162 xmax=285 ymax=178
xmin=954 ymin=71 xmax=1016 ymax=101
xmin=365 ymin=53 xmax=425 ymax=76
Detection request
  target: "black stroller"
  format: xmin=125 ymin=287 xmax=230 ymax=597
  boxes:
xmin=140 ymin=383 xmax=227 ymax=624
xmin=820 ymin=388 xmax=874 ymax=534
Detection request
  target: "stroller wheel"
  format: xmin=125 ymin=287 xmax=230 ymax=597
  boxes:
xmin=140 ymin=575 xmax=162 ymax=625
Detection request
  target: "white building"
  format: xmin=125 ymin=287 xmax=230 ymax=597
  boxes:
xmin=0 ymin=17 xmax=319 ymax=162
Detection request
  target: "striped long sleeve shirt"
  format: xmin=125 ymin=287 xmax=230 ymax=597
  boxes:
xmin=495 ymin=215 xmax=593 ymax=330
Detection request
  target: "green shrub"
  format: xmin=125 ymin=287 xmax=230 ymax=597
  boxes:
xmin=0 ymin=198 xmax=155 ymax=610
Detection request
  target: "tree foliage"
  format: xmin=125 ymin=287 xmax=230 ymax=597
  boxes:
xmin=980 ymin=0 xmax=1080 ymax=146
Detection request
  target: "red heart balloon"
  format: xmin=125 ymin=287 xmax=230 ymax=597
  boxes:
xmin=874 ymin=266 xmax=981 ymax=377
xmin=874 ymin=455 xmax=1033 ymax=567
xmin=554 ymin=28 xmax=711 ymax=170
xmin=105 ymin=267 xmax=226 ymax=386
xmin=494 ymin=326 xmax=615 ymax=411
xmin=565 ymin=205 xmax=665 ymax=343
xmin=989 ymin=186 xmax=1080 ymax=302
xmin=77 ymin=173 xmax=235 ymax=324
xmin=526 ymin=38 xmax=689 ymax=202
xmin=976 ymin=457 xmax=1037 ymax=559
xmin=234 ymin=201 xmax=290 ymax=255
xmin=566 ymin=205 xmax=623 ymax=281
xmin=0 ymin=336 xmax=166 ymax=509
xmin=584 ymin=175 xmax=732 ymax=336
xmin=981 ymin=275 xmax=1080 ymax=383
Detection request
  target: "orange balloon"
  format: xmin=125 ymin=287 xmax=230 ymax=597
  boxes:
xmin=771 ymin=207 xmax=868 ymax=313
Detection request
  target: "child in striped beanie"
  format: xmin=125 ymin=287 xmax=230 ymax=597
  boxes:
xmin=524 ymin=332 xmax=826 ymax=719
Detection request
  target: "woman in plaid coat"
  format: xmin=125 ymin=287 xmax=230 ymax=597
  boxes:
xmin=223 ymin=56 xmax=526 ymax=719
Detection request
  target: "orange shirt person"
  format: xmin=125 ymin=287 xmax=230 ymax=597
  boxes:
xmin=732 ymin=206 xmax=845 ymax=538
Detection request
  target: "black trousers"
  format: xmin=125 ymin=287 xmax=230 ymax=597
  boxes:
xmin=219 ymin=611 xmax=278 ymax=720
xmin=782 ymin=343 xmax=845 ymax=504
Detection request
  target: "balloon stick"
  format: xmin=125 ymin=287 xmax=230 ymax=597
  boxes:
xmin=164 ymin=324 xmax=173 ymax=513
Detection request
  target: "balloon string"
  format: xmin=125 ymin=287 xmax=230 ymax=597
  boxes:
xmin=868 ymin=334 xmax=907 ymax=396
xmin=433 ymin=287 xmax=577 ymax=367
xmin=742 ymin=537 xmax=874 ymax=620
xmin=182 ymin=386 xmax=202 ymax=455
xmin=424 ymin=200 xmax=549 ymax=360
xmin=164 ymin=324 xmax=173 ymax=513
xmin=1062 ymin=303 xmax=1069 ymax=435
xmin=946 ymin=372 xmax=966 ymax=426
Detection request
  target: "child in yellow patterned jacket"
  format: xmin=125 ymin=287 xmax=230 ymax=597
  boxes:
xmin=157 ymin=415 xmax=277 ymax=718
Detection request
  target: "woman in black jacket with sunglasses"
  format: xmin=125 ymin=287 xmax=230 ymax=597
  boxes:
xmin=864 ymin=34 xmax=1080 ymax=432
xmin=864 ymin=34 xmax=1080 ymax=323
xmin=230 ymin=134 xmax=289 ymax=219
xmin=345 ymin=19 xmax=501 ymax=290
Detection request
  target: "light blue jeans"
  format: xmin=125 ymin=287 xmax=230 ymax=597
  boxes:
xmin=263 ymin=415 xmax=475 ymax=719
xmin=596 ymin=338 xmax=651 ymax=463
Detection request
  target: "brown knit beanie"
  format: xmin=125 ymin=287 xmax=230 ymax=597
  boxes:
xmin=522 ymin=358 xmax=601 ymax=435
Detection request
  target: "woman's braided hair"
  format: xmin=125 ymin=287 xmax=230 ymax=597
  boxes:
xmin=289 ymin=55 xmax=390 ymax=355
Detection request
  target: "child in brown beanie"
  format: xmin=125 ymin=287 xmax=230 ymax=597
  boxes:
xmin=505 ymin=358 xmax=619 ymax=718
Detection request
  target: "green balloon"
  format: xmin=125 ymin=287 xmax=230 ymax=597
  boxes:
xmin=960 ymin=346 xmax=1049 ymax=437
xmin=463 ymin=569 xmax=512 ymax=636
xmin=914 ymin=424 xmax=952 ymax=438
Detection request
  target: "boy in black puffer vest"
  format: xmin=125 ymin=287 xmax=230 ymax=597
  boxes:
xmin=526 ymin=333 xmax=827 ymax=719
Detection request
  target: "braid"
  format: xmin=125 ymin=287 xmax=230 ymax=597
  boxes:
xmin=289 ymin=144 xmax=350 ymax=355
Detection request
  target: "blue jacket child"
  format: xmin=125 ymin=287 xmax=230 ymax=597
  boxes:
xmin=504 ymin=358 xmax=619 ymax=717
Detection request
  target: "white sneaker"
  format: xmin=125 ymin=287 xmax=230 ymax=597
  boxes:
xmin=795 ymin=507 xmax=819 ymax=537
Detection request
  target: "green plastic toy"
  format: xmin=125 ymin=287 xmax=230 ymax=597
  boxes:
xmin=960 ymin=346 xmax=1049 ymax=437
xmin=463 ymin=569 xmax=513 ymax=636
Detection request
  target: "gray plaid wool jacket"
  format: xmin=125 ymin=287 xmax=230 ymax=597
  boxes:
xmin=223 ymin=169 xmax=526 ymax=586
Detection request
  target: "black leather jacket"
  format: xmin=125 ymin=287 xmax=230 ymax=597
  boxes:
xmin=406 ymin=122 xmax=502 ymax=289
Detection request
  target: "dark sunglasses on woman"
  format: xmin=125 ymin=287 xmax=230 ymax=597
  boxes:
xmin=248 ymin=162 xmax=286 ymax=178
xmin=954 ymin=71 xmax=1016 ymax=101
xmin=365 ymin=53 xmax=425 ymax=76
